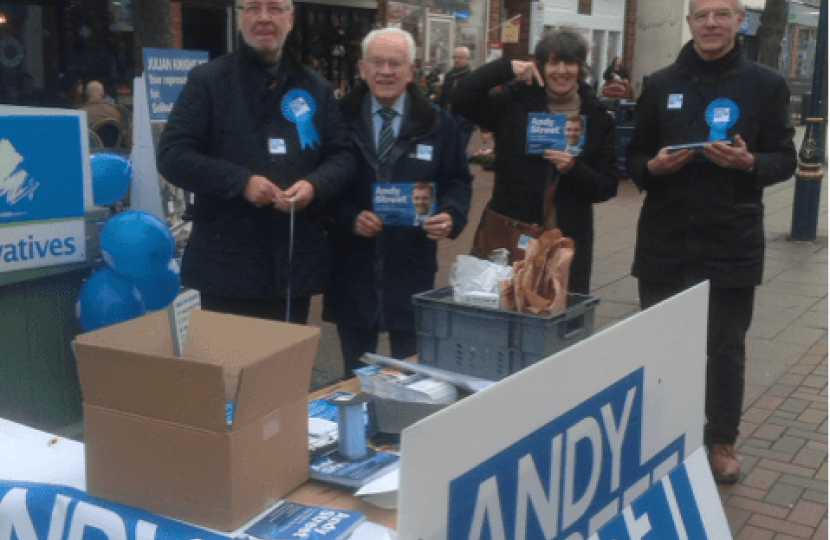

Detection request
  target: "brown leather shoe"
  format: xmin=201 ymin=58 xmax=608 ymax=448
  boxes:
xmin=708 ymin=443 xmax=741 ymax=484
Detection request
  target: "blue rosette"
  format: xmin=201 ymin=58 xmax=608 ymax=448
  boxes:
xmin=706 ymin=98 xmax=740 ymax=142
xmin=281 ymin=89 xmax=320 ymax=149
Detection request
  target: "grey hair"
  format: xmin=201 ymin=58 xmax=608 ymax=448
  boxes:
xmin=237 ymin=0 xmax=294 ymax=12
xmin=361 ymin=27 xmax=416 ymax=64
xmin=688 ymin=0 xmax=744 ymax=14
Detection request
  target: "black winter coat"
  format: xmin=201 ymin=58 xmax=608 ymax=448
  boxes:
xmin=451 ymin=56 xmax=619 ymax=294
xmin=626 ymin=41 xmax=797 ymax=287
xmin=437 ymin=65 xmax=475 ymax=133
xmin=324 ymin=82 xmax=472 ymax=332
xmin=157 ymin=45 xmax=356 ymax=299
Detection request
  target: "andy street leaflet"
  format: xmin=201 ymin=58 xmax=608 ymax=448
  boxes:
xmin=372 ymin=182 xmax=436 ymax=226
xmin=525 ymin=112 xmax=587 ymax=156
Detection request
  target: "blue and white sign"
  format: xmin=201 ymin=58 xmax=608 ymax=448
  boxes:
xmin=373 ymin=182 xmax=436 ymax=226
xmin=526 ymin=113 xmax=587 ymax=156
xmin=399 ymin=283 xmax=710 ymax=540
xmin=0 ymin=112 xmax=89 ymax=272
xmin=143 ymin=48 xmax=209 ymax=122
xmin=0 ymin=482 xmax=230 ymax=540
xmin=588 ymin=448 xmax=732 ymax=540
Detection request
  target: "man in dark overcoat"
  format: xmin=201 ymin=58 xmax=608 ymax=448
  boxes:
xmin=626 ymin=0 xmax=796 ymax=483
xmin=325 ymin=28 xmax=472 ymax=374
xmin=158 ymin=0 xmax=355 ymax=323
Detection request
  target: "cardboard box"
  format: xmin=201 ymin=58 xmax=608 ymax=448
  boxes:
xmin=72 ymin=309 xmax=321 ymax=531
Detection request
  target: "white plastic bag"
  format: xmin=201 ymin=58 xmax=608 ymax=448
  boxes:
xmin=450 ymin=254 xmax=513 ymax=308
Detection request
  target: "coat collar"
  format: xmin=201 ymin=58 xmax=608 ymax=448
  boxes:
xmin=343 ymin=81 xmax=438 ymax=135
xmin=676 ymin=39 xmax=743 ymax=76
xmin=237 ymin=40 xmax=304 ymax=79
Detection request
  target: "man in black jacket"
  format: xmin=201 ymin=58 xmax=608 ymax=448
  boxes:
xmin=158 ymin=0 xmax=355 ymax=323
xmin=436 ymin=46 xmax=475 ymax=149
xmin=626 ymin=0 xmax=796 ymax=483
xmin=325 ymin=28 xmax=471 ymax=374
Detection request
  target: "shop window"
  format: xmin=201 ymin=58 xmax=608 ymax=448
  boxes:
xmin=286 ymin=4 xmax=376 ymax=97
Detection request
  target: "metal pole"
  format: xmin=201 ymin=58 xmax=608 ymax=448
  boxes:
xmin=790 ymin=0 xmax=827 ymax=241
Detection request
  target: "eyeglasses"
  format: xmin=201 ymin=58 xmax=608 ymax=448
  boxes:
xmin=691 ymin=9 xmax=735 ymax=23
xmin=238 ymin=2 xmax=292 ymax=18
xmin=366 ymin=57 xmax=407 ymax=70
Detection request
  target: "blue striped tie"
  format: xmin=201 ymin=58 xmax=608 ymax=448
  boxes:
xmin=377 ymin=108 xmax=396 ymax=163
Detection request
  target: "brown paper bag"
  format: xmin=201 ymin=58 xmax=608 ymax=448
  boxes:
xmin=499 ymin=229 xmax=574 ymax=315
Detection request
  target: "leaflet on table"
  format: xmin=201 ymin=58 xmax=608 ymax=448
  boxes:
xmin=525 ymin=112 xmax=586 ymax=155
xmin=308 ymin=390 xmax=374 ymax=460
xmin=372 ymin=182 xmax=436 ymax=226
xmin=362 ymin=353 xmax=496 ymax=393
xmin=239 ymin=500 xmax=365 ymax=540
xmin=309 ymin=451 xmax=400 ymax=489
xmin=353 ymin=365 xmax=457 ymax=404
xmin=354 ymin=467 xmax=400 ymax=509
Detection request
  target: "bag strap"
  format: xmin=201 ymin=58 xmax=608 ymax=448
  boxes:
xmin=542 ymin=169 xmax=559 ymax=230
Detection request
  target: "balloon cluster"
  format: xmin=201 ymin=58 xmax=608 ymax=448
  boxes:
xmin=77 ymin=210 xmax=181 ymax=331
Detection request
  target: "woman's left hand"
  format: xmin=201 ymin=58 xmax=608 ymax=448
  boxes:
xmin=544 ymin=149 xmax=576 ymax=173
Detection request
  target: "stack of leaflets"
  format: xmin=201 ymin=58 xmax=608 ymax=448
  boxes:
xmin=309 ymin=451 xmax=400 ymax=490
xmin=353 ymin=365 xmax=457 ymax=404
xmin=238 ymin=500 xmax=365 ymax=540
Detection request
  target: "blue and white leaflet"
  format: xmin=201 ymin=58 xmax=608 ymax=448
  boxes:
xmin=372 ymin=183 xmax=436 ymax=226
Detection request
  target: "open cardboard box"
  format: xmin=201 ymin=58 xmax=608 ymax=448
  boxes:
xmin=72 ymin=309 xmax=320 ymax=531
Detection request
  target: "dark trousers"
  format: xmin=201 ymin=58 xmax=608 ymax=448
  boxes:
xmin=638 ymin=280 xmax=755 ymax=446
xmin=200 ymin=293 xmax=311 ymax=325
xmin=337 ymin=324 xmax=417 ymax=377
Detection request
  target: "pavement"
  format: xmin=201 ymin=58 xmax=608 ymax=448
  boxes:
xmin=306 ymin=126 xmax=828 ymax=538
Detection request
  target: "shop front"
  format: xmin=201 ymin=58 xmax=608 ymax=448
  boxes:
xmin=386 ymin=0 xmax=488 ymax=79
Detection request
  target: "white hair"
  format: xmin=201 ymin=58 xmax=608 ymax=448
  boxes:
xmin=361 ymin=27 xmax=416 ymax=64
xmin=688 ymin=0 xmax=745 ymax=14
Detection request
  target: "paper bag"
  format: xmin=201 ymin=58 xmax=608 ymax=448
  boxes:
xmin=499 ymin=229 xmax=574 ymax=315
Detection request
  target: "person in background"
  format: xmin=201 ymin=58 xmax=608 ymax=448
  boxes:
xmin=451 ymin=28 xmax=619 ymax=294
xmin=61 ymin=76 xmax=86 ymax=108
xmin=325 ymin=27 xmax=471 ymax=375
xmin=602 ymin=56 xmax=629 ymax=83
xmin=626 ymin=0 xmax=796 ymax=483
xmin=81 ymin=80 xmax=123 ymax=128
xmin=437 ymin=46 xmax=476 ymax=149
xmin=158 ymin=0 xmax=355 ymax=324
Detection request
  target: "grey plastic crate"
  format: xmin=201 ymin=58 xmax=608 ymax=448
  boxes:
xmin=413 ymin=286 xmax=599 ymax=380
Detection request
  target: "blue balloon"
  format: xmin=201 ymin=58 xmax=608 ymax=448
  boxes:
xmin=77 ymin=267 xmax=147 ymax=331
xmin=134 ymin=259 xmax=182 ymax=311
xmin=91 ymin=151 xmax=132 ymax=206
xmin=101 ymin=210 xmax=175 ymax=279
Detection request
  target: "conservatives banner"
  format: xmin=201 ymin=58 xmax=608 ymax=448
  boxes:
xmin=0 ymin=113 xmax=88 ymax=272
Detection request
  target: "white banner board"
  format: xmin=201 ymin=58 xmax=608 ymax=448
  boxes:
xmin=399 ymin=283 xmax=709 ymax=540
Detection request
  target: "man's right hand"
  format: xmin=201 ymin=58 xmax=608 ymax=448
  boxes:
xmin=647 ymin=147 xmax=695 ymax=176
xmin=354 ymin=210 xmax=383 ymax=237
xmin=243 ymin=175 xmax=279 ymax=207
